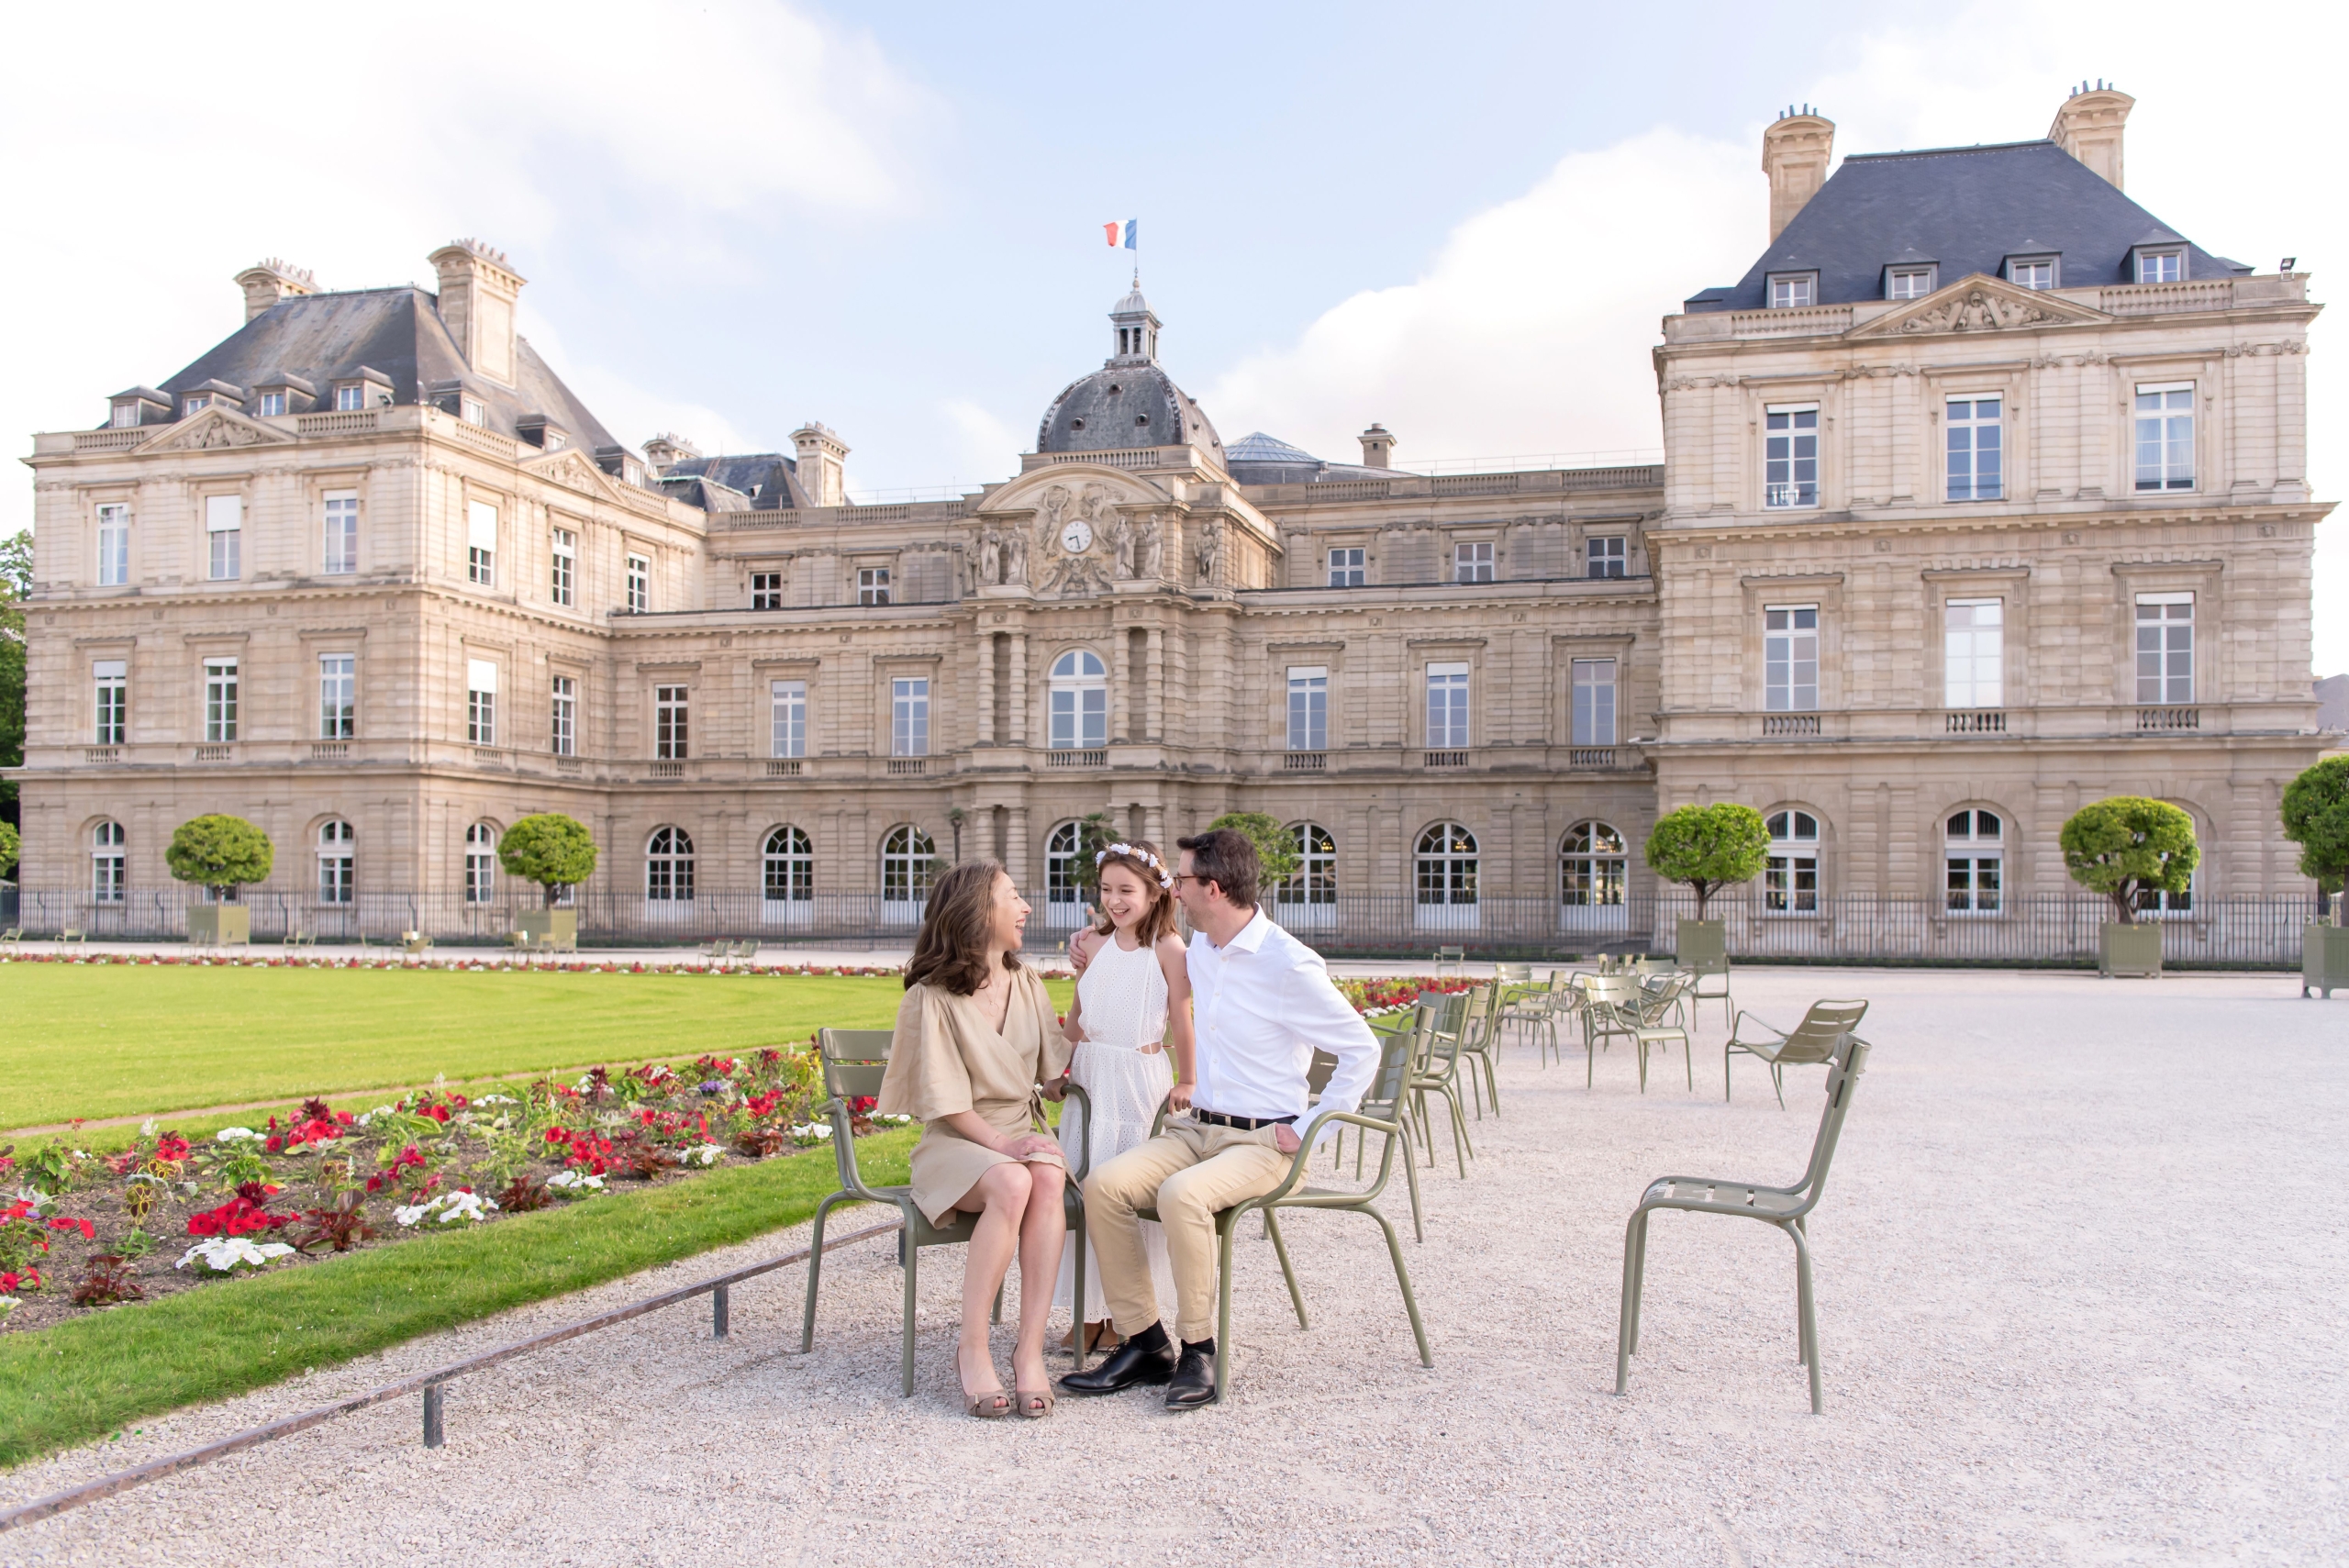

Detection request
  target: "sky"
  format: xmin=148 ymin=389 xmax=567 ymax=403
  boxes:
xmin=3 ymin=0 xmax=2341 ymax=673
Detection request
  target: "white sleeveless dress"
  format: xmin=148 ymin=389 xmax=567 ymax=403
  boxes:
xmin=1054 ymin=934 xmax=1176 ymax=1320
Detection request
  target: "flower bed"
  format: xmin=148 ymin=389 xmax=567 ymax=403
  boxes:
xmin=0 ymin=951 xmax=949 ymax=977
xmin=0 ymin=1045 xmax=912 ymax=1334
xmin=1336 ymin=975 xmax=1476 ymax=1017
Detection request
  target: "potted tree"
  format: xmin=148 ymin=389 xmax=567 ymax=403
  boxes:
xmin=1204 ymin=811 xmax=1301 ymax=888
xmin=166 ymin=815 xmax=273 ymax=945
xmin=1645 ymin=803 xmax=1769 ymax=959
xmin=498 ymin=814 xmax=597 ymax=946
xmin=2281 ymin=757 xmax=2349 ymax=997
xmin=2059 ymin=796 xmax=2198 ymax=977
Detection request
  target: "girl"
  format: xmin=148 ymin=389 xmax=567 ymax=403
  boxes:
xmin=1054 ymin=840 xmax=1195 ymax=1354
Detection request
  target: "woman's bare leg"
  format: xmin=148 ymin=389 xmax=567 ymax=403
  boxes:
xmin=1013 ymin=1161 xmax=1068 ymax=1395
xmin=953 ymin=1162 xmax=1031 ymax=1400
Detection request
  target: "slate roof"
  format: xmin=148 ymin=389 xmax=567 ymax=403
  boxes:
xmin=1223 ymin=430 xmax=1409 ymax=487
xmin=1036 ymin=361 xmax=1225 ymax=463
xmin=658 ymin=453 xmax=811 ymax=510
xmin=1689 ymin=139 xmax=2245 ymax=312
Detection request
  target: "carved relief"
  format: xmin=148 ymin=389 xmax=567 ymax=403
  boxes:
xmin=1851 ymin=274 xmax=2107 ymax=339
xmin=150 ymin=411 xmax=285 ymax=450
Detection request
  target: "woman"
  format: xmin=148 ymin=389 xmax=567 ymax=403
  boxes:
xmin=877 ymin=860 xmax=1072 ymax=1418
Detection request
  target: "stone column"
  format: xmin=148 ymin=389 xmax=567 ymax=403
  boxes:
xmin=1009 ymin=634 xmax=1029 ymax=748
xmin=1007 ymin=803 xmax=1031 ymax=890
xmin=1109 ymin=627 xmax=1130 ymax=742
xmin=1145 ymin=627 xmax=1164 ymax=741
xmin=975 ymin=630 xmax=996 ymax=747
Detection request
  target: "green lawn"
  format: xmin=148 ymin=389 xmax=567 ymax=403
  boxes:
xmin=0 ymin=1129 xmax=917 ymax=1469
xmin=0 ymin=966 xmax=1072 ymax=1128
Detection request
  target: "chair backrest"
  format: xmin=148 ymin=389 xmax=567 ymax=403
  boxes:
xmin=1790 ymin=1036 xmax=1871 ymax=1212
xmin=817 ymin=1028 xmax=898 ymax=1195
xmin=1307 ymin=1047 xmax=1339 ymax=1097
xmin=1675 ymin=921 xmax=1728 ymax=965
xmin=1637 ymin=971 xmax=1692 ymax=1022
xmin=1355 ymin=1008 xmax=1424 ymax=1125
xmin=1582 ymin=975 xmax=1639 ymax=1006
xmin=1775 ymin=999 xmax=1871 ymax=1066
xmin=1494 ymin=962 xmax=1532 ymax=985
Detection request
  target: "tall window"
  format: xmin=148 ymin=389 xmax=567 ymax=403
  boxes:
xmin=763 ymin=826 xmax=814 ymax=906
xmin=550 ymin=528 xmax=575 ymax=606
xmin=320 ymin=491 xmax=358 ymax=575
xmin=551 ymin=674 xmax=577 ymax=757
xmin=1586 ymin=535 xmax=1626 ymax=579
xmin=1769 ymin=273 xmax=1816 ymax=308
xmin=203 ymin=658 xmax=239 ymax=742
xmin=2135 ymin=594 xmax=2195 ymax=705
xmin=2136 ymin=250 xmax=2183 ymax=284
xmin=1765 ymin=606 xmax=1819 ymax=711
xmin=1764 ymin=406 xmax=1819 ymax=508
xmin=258 ymin=392 xmax=288 ymax=417
xmin=1765 ymin=810 xmax=1820 ymax=913
xmin=771 ymin=680 xmax=807 ymax=758
xmin=1887 ymin=267 xmax=1934 ymax=300
xmin=94 ymin=660 xmax=127 ymax=745
xmin=317 ymin=819 xmax=354 ymax=905
xmin=893 ymin=676 xmax=930 ymax=756
xmin=625 ymin=553 xmax=650 ymax=614
xmin=2134 ymin=384 xmax=2195 ymax=492
xmin=1045 ymin=820 xmax=1084 ymax=912
xmin=318 ymin=654 xmax=356 ymax=739
xmin=1327 ymin=547 xmax=1365 ymax=587
xmin=96 ymin=503 xmax=129 ymax=585
xmin=751 ymin=571 xmax=785 ymax=610
xmin=1943 ymin=600 xmax=2003 ymax=708
xmin=1048 ymin=651 xmax=1106 ymax=750
xmin=2008 ymin=258 xmax=2055 ymax=290
xmin=1571 ymin=659 xmax=1617 ymax=745
xmin=858 ymin=566 xmax=893 ymax=606
xmin=1415 ymin=821 xmax=1479 ymax=907
xmin=91 ymin=821 xmax=126 ymax=904
xmin=466 ymin=659 xmax=498 ymax=746
xmin=1426 ymin=662 xmax=1470 ymax=749
xmin=112 ymin=402 xmax=140 ymax=428
xmin=655 ymin=685 xmax=690 ymax=760
xmin=466 ymin=500 xmax=497 ymax=586
xmin=1944 ymin=810 xmax=2002 ymax=914
xmin=1286 ymin=666 xmax=1328 ymax=751
xmin=881 ymin=826 xmax=938 ymax=911
xmin=462 ymin=398 xmax=487 ymax=428
xmin=335 ymin=384 xmax=366 ymax=412
xmin=1453 ymin=541 xmax=1494 ymax=583
xmin=464 ymin=822 xmax=498 ymax=905
xmin=1945 ymin=396 xmax=2002 ymax=501
xmin=646 ymin=826 xmax=695 ymax=902
xmin=1559 ymin=821 xmax=1627 ymax=907
xmin=206 ymin=495 xmax=241 ymax=580
xmin=1278 ymin=822 xmax=1339 ymax=907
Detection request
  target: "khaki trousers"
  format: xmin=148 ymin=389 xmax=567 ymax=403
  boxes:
xmin=1084 ymin=1118 xmax=1292 ymax=1343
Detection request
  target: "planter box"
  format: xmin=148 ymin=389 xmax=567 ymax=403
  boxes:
xmin=1675 ymin=918 xmax=1729 ymax=971
xmin=517 ymin=909 xmax=578 ymax=946
xmin=2099 ymin=921 xmax=2163 ymax=978
xmin=2305 ymin=924 xmax=2349 ymax=998
xmin=186 ymin=905 xmax=250 ymax=947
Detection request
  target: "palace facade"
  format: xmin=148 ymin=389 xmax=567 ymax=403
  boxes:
xmin=11 ymin=88 xmax=2336 ymax=949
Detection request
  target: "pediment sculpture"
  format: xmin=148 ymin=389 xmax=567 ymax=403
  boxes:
xmin=143 ymin=409 xmax=288 ymax=451
xmin=1850 ymin=272 xmax=2109 ymax=339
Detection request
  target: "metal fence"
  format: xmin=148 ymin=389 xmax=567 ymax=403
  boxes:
xmin=4 ymin=885 xmax=2318 ymax=968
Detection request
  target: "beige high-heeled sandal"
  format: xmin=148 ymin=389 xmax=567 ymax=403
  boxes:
xmin=954 ymin=1346 xmax=1010 ymax=1419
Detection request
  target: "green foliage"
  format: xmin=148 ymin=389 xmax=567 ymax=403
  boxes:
xmin=0 ymin=818 xmax=17 ymax=879
xmin=1643 ymin=804 xmax=1770 ymax=918
xmin=1068 ymin=810 xmax=1118 ymax=895
xmin=2280 ymin=757 xmax=2349 ymax=914
xmin=497 ymin=813 xmax=599 ymax=905
xmin=2060 ymin=796 xmax=2199 ymax=925
xmin=0 ymin=528 xmax=28 ymax=822
xmin=164 ymin=815 xmax=274 ymax=899
xmin=1205 ymin=810 xmax=1302 ymax=887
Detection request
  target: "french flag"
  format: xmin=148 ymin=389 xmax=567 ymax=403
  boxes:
xmin=1102 ymin=218 xmax=1137 ymax=249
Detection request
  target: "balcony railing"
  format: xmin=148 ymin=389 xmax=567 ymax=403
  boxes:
xmin=1283 ymin=751 xmax=1328 ymax=772
xmin=83 ymin=746 xmax=121 ymax=764
xmin=2137 ymin=706 xmax=2200 ymax=732
xmin=765 ymin=759 xmax=803 ymax=777
xmin=1761 ymin=715 xmax=1821 ymax=738
xmin=309 ymin=741 xmax=351 ymax=761
xmin=1046 ymin=749 xmax=1107 ymax=768
xmin=886 ymin=758 xmax=927 ymax=775
xmin=1423 ymin=750 xmax=1469 ymax=769
xmin=648 ymin=760 xmax=685 ymax=779
xmin=1945 ymin=710 xmax=2007 ymax=734
xmin=1566 ymin=748 xmax=1621 ymax=770
xmin=194 ymin=744 xmax=234 ymax=762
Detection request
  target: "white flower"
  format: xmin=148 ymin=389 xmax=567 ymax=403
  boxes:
xmin=177 ymin=1238 xmax=295 ymax=1272
xmin=0 ymin=1296 xmax=17 ymax=1318
xmin=139 ymin=1119 xmax=158 ymax=1138
xmin=789 ymin=1123 xmax=834 ymax=1146
xmin=393 ymin=1200 xmax=434 ymax=1228
xmin=214 ymin=1127 xmax=259 ymax=1143
xmin=436 ymin=1192 xmax=496 ymax=1224
xmin=475 ymin=1094 xmax=518 ymax=1106
xmin=685 ymin=1143 xmax=723 ymax=1167
xmin=547 ymin=1171 xmax=605 ymax=1194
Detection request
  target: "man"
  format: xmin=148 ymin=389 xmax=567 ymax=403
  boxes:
xmin=1058 ymin=827 xmax=1379 ymax=1408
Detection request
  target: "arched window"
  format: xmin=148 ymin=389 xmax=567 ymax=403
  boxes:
xmin=2137 ymin=806 xmax=2198 ymax=917
xmin=1415 ymin=822 xmax=1478 ymax=907
xmin=646 ymin=826 xmax=695 ymax=902
xmin=1276 ymin=823 xmax=1338 ymax=906
xmin=1559 ymin=821 xmax=1627 ymax=907
xmin=881 ymin=825 xmax=938 ymax=917
xmin=317 ymin=819 xmax=355 ymax=905
xmin=1765 ymin=810 xmax=1820 ymax=913
xmin=1045 ymin=820 xmax=1085 ymax=912
xmin=763 ymin=826 xmax=813 ymax=906
xmin=1048 ymin=650 xmax=1108 ymax=751
xmin=1944 ymin=809 xmax=2002 ymax=914
xmin=91 ymin=820 xmax=126 ymax=904
xmin=463 ymin=821 xmax=498 ymax=906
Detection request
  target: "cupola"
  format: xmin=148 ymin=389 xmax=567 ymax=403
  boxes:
xmin=1109 ymin=286 xmax=1160 ymax=364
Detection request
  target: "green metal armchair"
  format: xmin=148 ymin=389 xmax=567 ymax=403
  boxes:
xmin=1724 ymin=999 xmax=1870 ymax=1106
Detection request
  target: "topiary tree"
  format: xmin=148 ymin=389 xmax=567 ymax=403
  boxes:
xmin=2060 ymin=796 xmax=2199 ymax=925
xmin=1206 ymin=810 xmax=1301 ymax=888
xmin=1068 ymin=810 xmax=1118 ymax=896
xmin=0 ymin=819 xmax=18 ymax=880
xmin=165 ymin=815 xmax=273 ymax=902
xmin=2281 ymin=757 xmax=2349 ymax=925
xmin=1644 ymin=803 xmax=1769 ymax=919
xmin=497 ymin=814 xmax=599 ymax=906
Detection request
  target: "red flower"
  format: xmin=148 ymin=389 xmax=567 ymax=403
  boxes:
xmin=47 ymin=1217 xmax=97 ymax=1241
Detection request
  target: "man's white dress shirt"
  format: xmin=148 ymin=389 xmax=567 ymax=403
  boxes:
xmin=1186 ymin=907 xmax=1379 ymax=1146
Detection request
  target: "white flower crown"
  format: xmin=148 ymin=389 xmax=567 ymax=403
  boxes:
xmin=1094 ymin=842 xmax=1175 ymax=890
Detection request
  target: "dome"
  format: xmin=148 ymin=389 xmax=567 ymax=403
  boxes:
xmin=1034 ymin=287 xmax=1225 ymax=464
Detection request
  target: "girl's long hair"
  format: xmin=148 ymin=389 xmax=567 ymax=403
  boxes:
xmin=906 ymin=859 xmax=1021 ymax=995
xmin=1091 ymin=840 xmax=1179 ymax=947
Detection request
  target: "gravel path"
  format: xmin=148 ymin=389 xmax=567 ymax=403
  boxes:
xmin=6 ymin=968 xmax=2343 ymax=1566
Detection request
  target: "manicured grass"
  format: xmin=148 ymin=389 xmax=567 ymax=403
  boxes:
xmin=0 ymin=1129 xmax=916 ymax=1470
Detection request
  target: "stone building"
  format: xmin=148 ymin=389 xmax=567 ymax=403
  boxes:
xmin=10 ymin=89 xmax=2336 ymax=951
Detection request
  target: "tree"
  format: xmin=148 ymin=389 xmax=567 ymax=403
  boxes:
xmin=1069 ymin=810 xmax=1117 ymax=895
xmin=165 ymin=815 xmax=274 ymax=902
xmin=2281 ymin=757 xmax=2349 ymax=924
xmin=1644 ymin=803 xmax=1769 ymax=919
xmin=0 ymin=819 xmax=18 ymax=880
xmin=0 ymin=528 xmax=29 ymax=828
xmin=2060 ymin=796 xmax=2199 ymax=925
xmin=497 ymin=814 xmax=599 ymax=906
xmin=1205 ymin=810 xmax=1301 ymax=888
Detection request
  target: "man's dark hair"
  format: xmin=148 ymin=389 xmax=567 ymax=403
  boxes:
xmin=1175 ymin=828 xmax=1259 ymax=910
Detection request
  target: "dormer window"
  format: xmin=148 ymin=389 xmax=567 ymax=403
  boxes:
xmin=1887 ymin=266 xmax=1936 ymax=300
xmin=258 ymin=392 xmax=288 ymax=417
xmin=111 ymin=403 xmax=140 ymax=429
xmin=183 ymin=395 xmax=211 ymax=417
xmin=1767 ymin=272 xmax=1818 ymax=308
xmin=462 ymin=398 xmax=487 ymax=427
xmin=335 ymin=384 xmax=366 ymax=411
xmin=2134 ymin=248 xmax=2185 ymax=284
xmin=2006 ymin=256 xmax=2058 ymax=290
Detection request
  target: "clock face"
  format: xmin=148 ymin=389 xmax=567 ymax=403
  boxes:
xmin=1060 ymin=519 xmax=1095 ymax=553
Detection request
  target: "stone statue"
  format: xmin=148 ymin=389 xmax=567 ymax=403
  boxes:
xmin=1195 ymin=517 xmax=1223 ymax=584
xmin=975 ymin=523 xmax=1004 ymax=586
xmin=1109 ymin=515 xmax=1136 ymax=579
xmin=1141 ymin=517 xmax=1163 ymax=580
xmin=1039 ymin=485 xmax=1072 ymax=537
xmin=1005 ymin=525 xmax=1030 ymax=585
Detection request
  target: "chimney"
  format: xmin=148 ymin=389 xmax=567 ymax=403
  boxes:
xmin=429 ymin=239 xmax=526 ymax=385
xmin=792 ymin=422 xmax=849 ymax=507
xmin=642 ymin=433 xmax=702 ymax=475
xmin=234 ymin=258 xmax=316 ymax=323
xmin=2049 ymin=83 xmax=2132 ymax=190
xmin=1762 ymin=107 xmax=1835 ymax=243
xmin=1358 ymin=423 xmax=1397 ymax=469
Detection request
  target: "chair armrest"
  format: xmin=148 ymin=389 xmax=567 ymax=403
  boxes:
xmin=1146 ymin=1087 xmax=1174 ymax=1139
xmin=821 ymin=1095 xmax=896 ymax=1204
xmin=1061 ymin=1083 xmax=1095 ymax=1182
xmin=1725 ymin=1010 xmax=1786 ymax=1049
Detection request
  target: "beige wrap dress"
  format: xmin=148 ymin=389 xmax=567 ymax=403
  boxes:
xmin=877 ymin=970 xmax=1071 ymax=1226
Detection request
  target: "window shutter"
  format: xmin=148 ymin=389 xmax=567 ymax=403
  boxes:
xmin=467 ymin=658 xmax=499 ymax=695
xmin=206 ymin=495 xmax=242 ymax=531
xmin=467 ymin=501 xmax=498 ymax=551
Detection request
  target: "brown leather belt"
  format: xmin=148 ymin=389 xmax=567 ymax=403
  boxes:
xmin=1190 ymin=1109 xmax=1297 ymax=1131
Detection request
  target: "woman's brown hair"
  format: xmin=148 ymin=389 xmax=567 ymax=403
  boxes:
xmin=1091 ymin=839 xmax=1179 ymax=947
xmin=905 ymin=859 xmax=1022 ymax=995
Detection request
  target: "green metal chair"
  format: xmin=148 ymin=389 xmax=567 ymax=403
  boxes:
xmin=1408 ymin=986 xmax=1479 ymax=1176
xmin=1625 ymin=972 xmax=1697 ymax=1092
xmin=1431 ymin=945 xmax=1465 ymax=981
xmin=1579 ymin=975 xmax=1642 ymax=1086
xmin=799 ymin=1027 xmax=1096 ymax=1393
xmin=1457 ymin=974 xmax=1509 ymax=1118
xmin=1342 ymin=1006 xmax=1433 ymax=1240
xmin=1616 ymin=1034 xmax=1872 ymax=1414
xmin=1138 ymin=1018 xmax=1433 ymax=1403
xmin=1724 ymin=999 xmax=1870 ymax=1106
xmin=1676 ymin=922 xmax=1734 ymax=1030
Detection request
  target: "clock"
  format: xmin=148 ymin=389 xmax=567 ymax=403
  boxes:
xmin=1059 ymin=518 xmax=1095 ymax=553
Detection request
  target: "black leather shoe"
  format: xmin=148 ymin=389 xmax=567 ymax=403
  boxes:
xmin=1058 ymin=1325 xmax=1175 ymax=1396
xmin=1164 ymin=1339 xmax=1218 ymax=1409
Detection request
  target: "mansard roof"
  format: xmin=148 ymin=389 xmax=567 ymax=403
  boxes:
xmin=1693 ymin=139 xmax=2243 ymax=312
xmin=658 ymin=452 xmax=811 ymax=510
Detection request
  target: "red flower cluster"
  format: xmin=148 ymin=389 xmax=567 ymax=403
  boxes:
xmin=362 ymin=1144 xmax=429 ymax=1194
xmin=1 ymin=1267 xmax=42 ymax=1292
xmin=1349 ymin=976 xmax=1474 ymax=1013
xmin=743 ymin=1090 xmax=785 ymax=1118
xmin=848 ymin=1095 xmax=878 ymax=1115
xmin=185 ymin=1195 xmax=297 ymax=1237
xmin=263 ymin=1109 xmax=358 ymax=1152
xmin=47 ymin=1216 xmax=96 ymax=1241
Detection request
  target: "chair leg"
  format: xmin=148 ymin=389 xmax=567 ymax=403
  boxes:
xmin=991 ymin=1284 xmax=1004 ymax=1326
xmin=1772 ymin=1062 xmax=1787 ymax=1111
xmin=1788 ymin=1218 xmax=1821 ymax=1414
xmin=1637 ymin=1037 xmax=1649 ymax=1093
xmin=1367 ymin=1205 xmax=1433 ymax=1368
xmin=1443 ymin=1085 xmax=1473 ymax=1175
xmin=1070 ymin=1199 xmax=1089 ymax=1372
xmin=1683 ymin=1034 xmax=1694 ymax=1092
xmin=1263 ymin=1207 xmax=1308 ymax=1328
xmin=1615 ymin=1208 xmax=1651 ymax=1396
xmin=1724 ymin=1044 xmax=1734 ymax=1104
xmin=901 ymin=1226 xmax=920 ymax=1398
xmin=799 ymin=1190 xmax=847 ymax=1352
xmin=1214 ymin=1222 xmax=1236 ymax=1403
xmin=1398 ymin=1127 xmax=1425 ymax=1243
